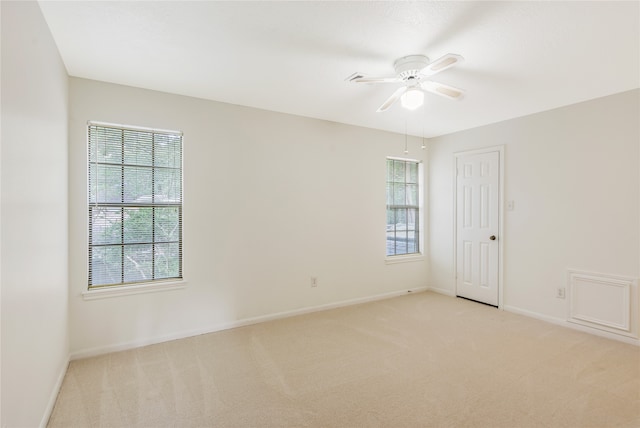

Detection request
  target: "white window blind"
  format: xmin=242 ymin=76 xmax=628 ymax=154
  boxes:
xmin=88 ymin=123 xmax=183 ymax=288
xmin=386 ymin=158 xmax=420 ymax=256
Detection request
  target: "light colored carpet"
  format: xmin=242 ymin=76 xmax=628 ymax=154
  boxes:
xmin=49 ymin=291 xmax=640 ymax=427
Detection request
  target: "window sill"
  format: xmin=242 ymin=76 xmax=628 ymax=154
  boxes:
xmin=385 ymin=254 xmax=425 ymax=265
xmin=82 ymin=280 xmax=187 ymax=301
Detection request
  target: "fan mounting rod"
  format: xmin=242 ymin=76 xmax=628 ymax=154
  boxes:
xmin=394 ymin=55 xmax=429 ymax=80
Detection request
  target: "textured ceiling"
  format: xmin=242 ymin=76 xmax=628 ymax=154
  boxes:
xmin=38 ymin=1 xmax=639 ymax=138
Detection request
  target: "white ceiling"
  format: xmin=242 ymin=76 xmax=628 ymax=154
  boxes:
xmin=38 ymin=1 xmax=639 ymax=138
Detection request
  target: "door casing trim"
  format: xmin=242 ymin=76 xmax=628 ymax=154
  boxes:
xmin=452 ymin=145 xmax=505 ymax=309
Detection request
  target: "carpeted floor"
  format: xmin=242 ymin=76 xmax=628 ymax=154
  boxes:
xmin=48 ymin=291 xmax=640 ymax=427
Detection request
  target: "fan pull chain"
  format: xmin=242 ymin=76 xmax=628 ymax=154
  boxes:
xmin=404 ymin=120 xmax=408 ymax=154
xmin=422 ymin=108 xmax=426 ymax=149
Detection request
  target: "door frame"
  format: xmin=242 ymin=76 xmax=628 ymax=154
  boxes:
xmin=453 ymin=145 xmax=505 ymax=309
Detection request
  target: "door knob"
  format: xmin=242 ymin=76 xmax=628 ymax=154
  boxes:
xmin=489 ymin=235 xmax=496 ymax=241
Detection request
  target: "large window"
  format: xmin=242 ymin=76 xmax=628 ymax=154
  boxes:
xmin=88 ymin=122 xmax=183 ymax=288
xmin=386 ymin=158 xmax=421 ymax=256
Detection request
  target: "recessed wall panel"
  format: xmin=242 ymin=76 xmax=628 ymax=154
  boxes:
xmin=568 ymin=270 xmax=633 ymax=333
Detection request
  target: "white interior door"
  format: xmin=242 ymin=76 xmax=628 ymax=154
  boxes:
xmin=455 ymin=151 xmax=500 ymax=306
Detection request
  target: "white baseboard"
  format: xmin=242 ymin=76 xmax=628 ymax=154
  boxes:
xmin=427 ymin=286 xmax=455 ymax=297
xmin=503 ymin=305 xmax=640 ymax=346
xmin=70 ymin=287 xmax=429 ymax=360
xmin=40 ymin=356 xmax=70 ymax=428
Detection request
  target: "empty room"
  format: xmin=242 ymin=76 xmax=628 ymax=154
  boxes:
xmin=1 ymin=1 xmax=639 ymax=427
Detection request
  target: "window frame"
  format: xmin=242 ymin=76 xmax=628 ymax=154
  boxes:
xmin=85 ymin=121 xmax=184 ymax=293
xmin=385 ymin=157 xmax=424 ymax=262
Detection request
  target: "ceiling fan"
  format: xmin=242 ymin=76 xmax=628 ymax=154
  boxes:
xmin=346 ymin=53 xmax=465 ymax=112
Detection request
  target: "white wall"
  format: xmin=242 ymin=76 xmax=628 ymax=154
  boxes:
xmin=68 ymin=78 xmax=428 ymax=357
xmin=1 ymin=2 xmax=69 ymax=427
xmin=428 ymin=90 xmax=640 ymax=337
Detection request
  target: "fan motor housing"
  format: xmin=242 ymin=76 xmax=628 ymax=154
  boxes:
xmin=394 ymin=55 xmax=429 ymax=80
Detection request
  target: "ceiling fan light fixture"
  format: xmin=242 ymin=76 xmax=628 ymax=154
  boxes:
xmin=348 ymin=52 xmax=463 ymax=112
xmin=400 ymin=88 xmax=424 ymax=110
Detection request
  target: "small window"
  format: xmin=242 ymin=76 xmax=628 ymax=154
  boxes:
xmin=88 ymin=122 xmax=183 ymax=288
xmin=386 ymin=158 xmax=421 ymax=256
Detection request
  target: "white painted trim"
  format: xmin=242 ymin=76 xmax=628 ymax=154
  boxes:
xmin=452 ymin=145 xmax=505 ymax=308
xmin=451 ymin=154 xmax=458 ymax=301
xmin=70 ymin=287 xmax=429 ymax=360
xmin=504 ymin=305 xmax=640 ymax=346
xmin=385 ymin=254 xmax=425 ymax=264
xmin=422 ymin=146 xmax=430 ymax=264
xmin=503 ymin=304 xmax=569 ymax=326
xmin=87 ymin=120 xmax=182 ymax=136
xmin=82 ymin=280 xmax=187 ymax=300
xmin=427 ymin=286 xmax=455 ymax=297
xmin=387 ymin=156 xmax=422 ymax=163
xmin=39 ymin=355 xmax=69 ymax=428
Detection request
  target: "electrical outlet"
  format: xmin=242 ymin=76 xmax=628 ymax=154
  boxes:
xmin=556 ymin=287 xmax=565 ymax=299
xmin=311 ymin=277 xmax=318 ymax=287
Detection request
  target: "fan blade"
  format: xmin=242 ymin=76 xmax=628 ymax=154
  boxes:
xmin=346 ymin=72 xmax=401 ymax=84
xmin=421 ymin=81 xmax=465 ymax=100
xmin=421 ymin=53 xmax=463 ymax=76
xmin=354 ymin=76 xmax=402 ymax=83
xmin=376 ymin=86 xmax=407 ymax=112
